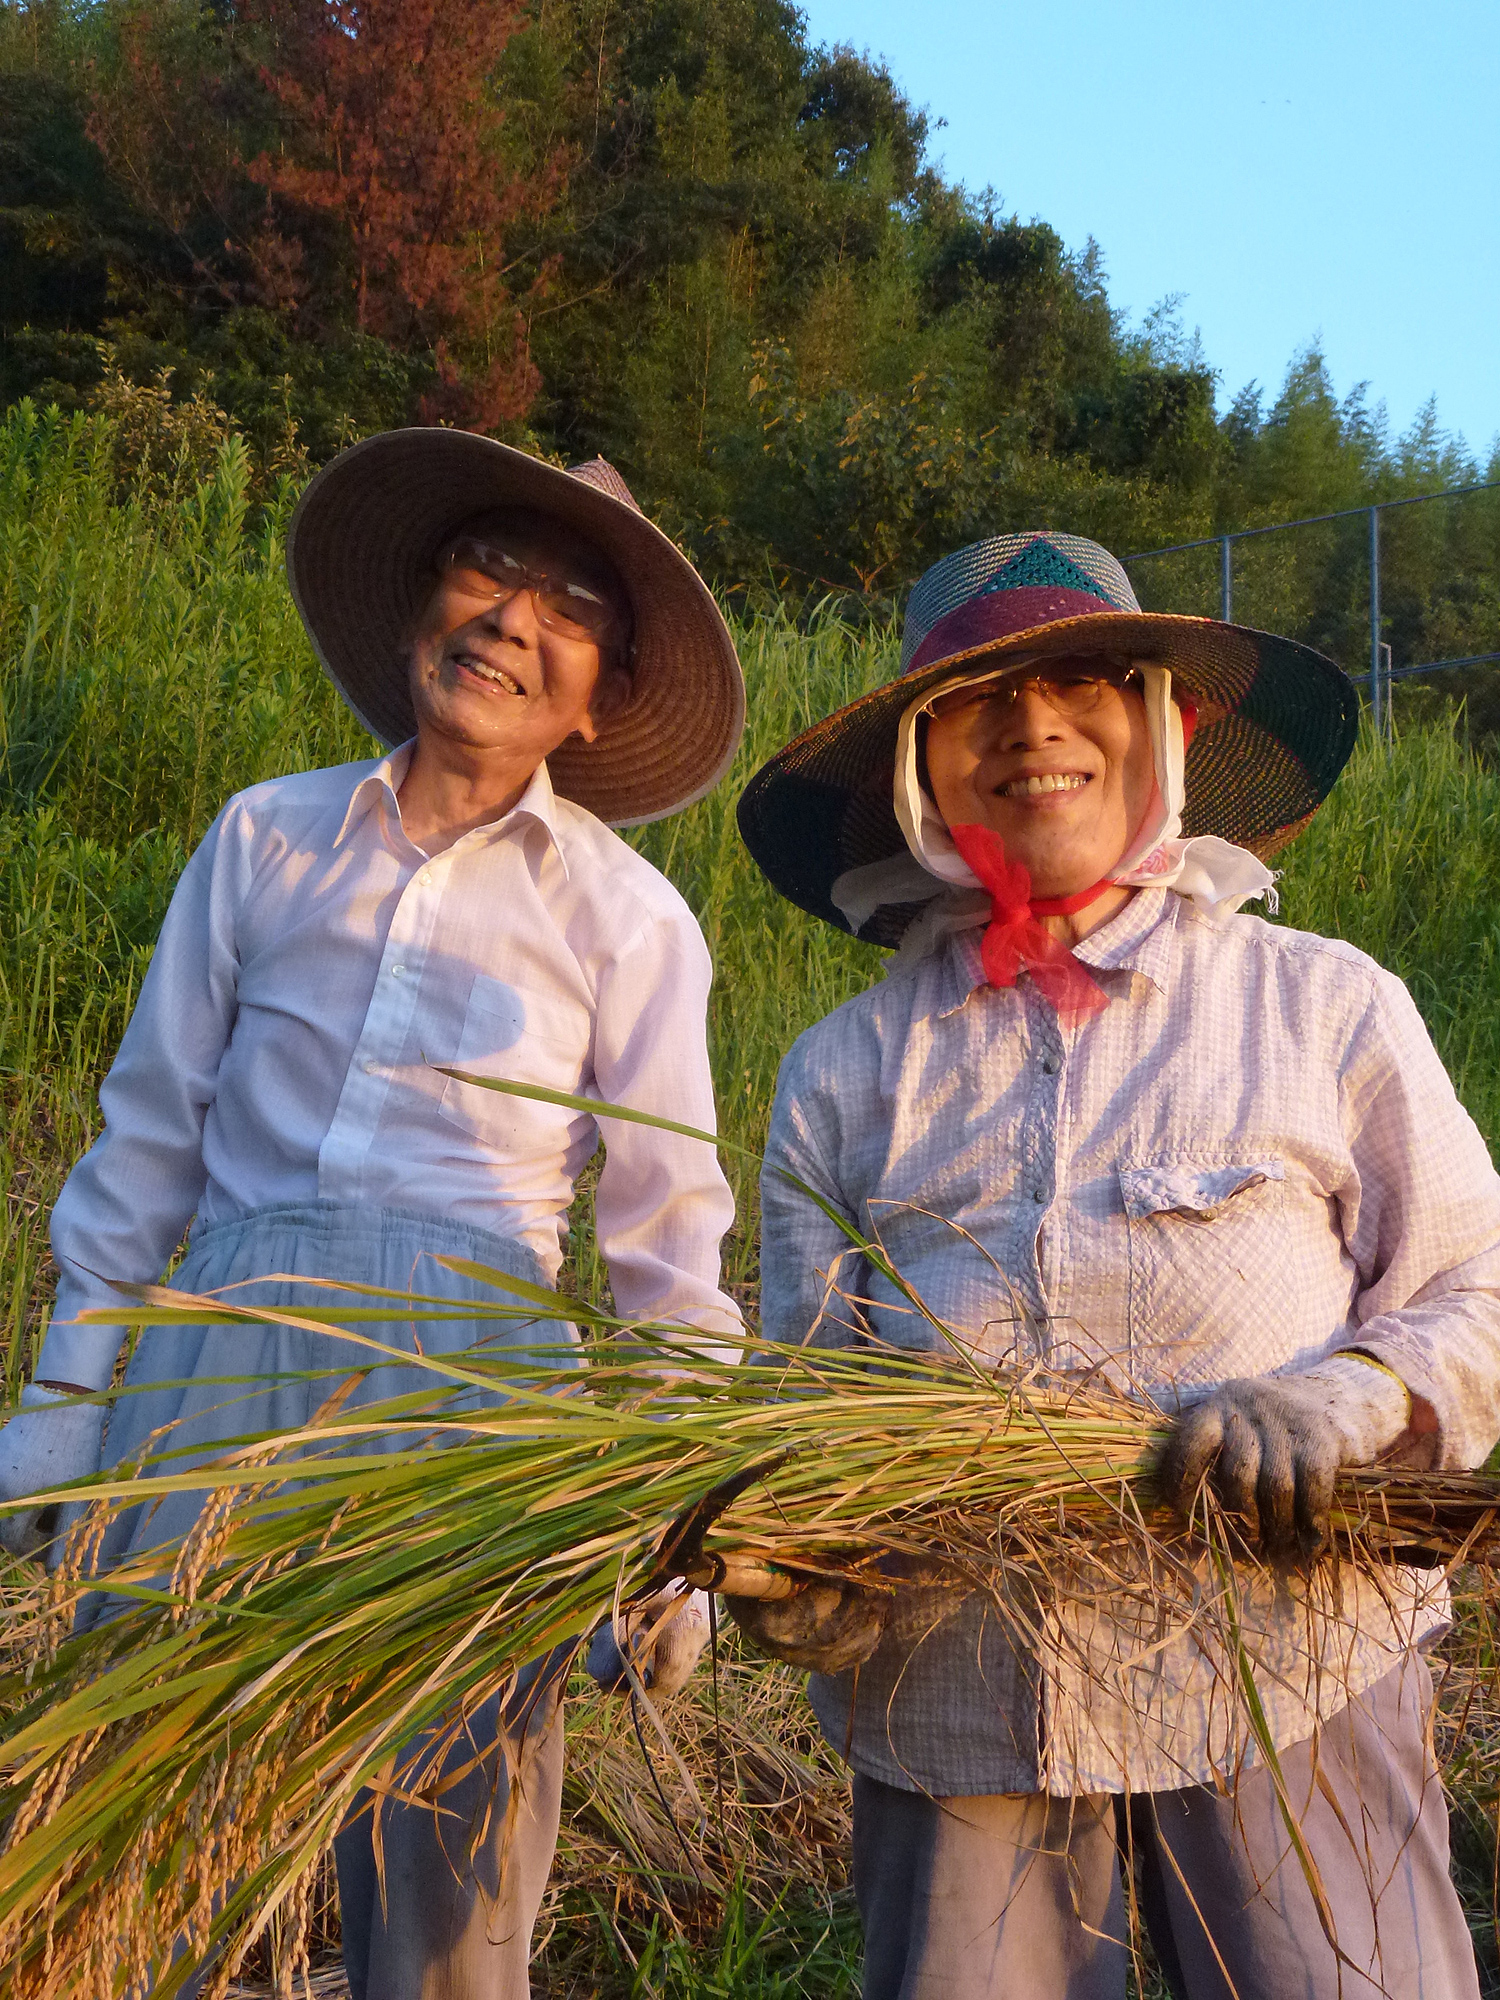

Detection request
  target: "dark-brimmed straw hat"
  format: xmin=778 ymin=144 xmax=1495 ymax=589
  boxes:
xmin=287 ymin=428 xmax=745 ymax=826
xmin=737 ymin=529 xmax=1359 ymax=945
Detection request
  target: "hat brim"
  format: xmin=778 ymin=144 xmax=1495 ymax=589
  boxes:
xmin=736 ymin=610 xmax=1359 ymax=946
xmin=287 ymin=429 xmax=745 ymax=826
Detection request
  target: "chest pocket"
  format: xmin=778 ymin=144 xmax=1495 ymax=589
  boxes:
xmin=438 ymin=974 xmax=592 ymax=1152
xmin=1119 ymin=1158 xmax=1290 ymax=1393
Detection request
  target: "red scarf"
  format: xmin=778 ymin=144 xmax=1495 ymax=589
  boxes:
xmin=948 ymin=823 xmax=1111 ymax=1025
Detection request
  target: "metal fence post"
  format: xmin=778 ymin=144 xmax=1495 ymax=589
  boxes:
xmin=1369 ymin=506 xmax=1382 ymax=736
xmin=1220 ymin=535 xmax=1232 ymax=624
xmin=1379 ymin=641 xmax=1394 ymax=742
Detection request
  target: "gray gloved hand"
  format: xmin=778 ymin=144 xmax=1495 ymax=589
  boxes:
xmin=725 ymin=1579 xmax=891 ymax=1673
xmin=0 ymin=1384 xmax=107 ymax=1558
xmin=1159 ymin=1354 xmax=1415 ymax=1567
xmin=586 ymin=1582 xmax=712 ymax=1697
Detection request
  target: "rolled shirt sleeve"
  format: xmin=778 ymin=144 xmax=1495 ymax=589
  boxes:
xmin=759 ymin=1035 xmax=874 ymax=1355
xmin=1333 ymin=964 xmax=1500 ymax=1467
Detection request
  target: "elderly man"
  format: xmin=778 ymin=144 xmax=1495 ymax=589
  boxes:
xmin=734 ymin=530 xmax=1500 ymax=1998
xmin=0 ymin=429 xmax=746 ymax=1999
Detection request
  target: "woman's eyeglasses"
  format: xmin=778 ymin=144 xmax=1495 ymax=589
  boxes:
xmin=437 ymin=537 xmax=627 ymax=646
xmin=930 ymin=665 xmax=1140 ymax=722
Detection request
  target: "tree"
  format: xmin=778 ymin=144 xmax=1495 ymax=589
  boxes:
xmin=241 ymin=0 xmax=563 ymax=427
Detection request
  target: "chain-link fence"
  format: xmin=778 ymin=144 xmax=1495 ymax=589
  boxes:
xmin=1123 ymin=481 xmax=1500 ymax=742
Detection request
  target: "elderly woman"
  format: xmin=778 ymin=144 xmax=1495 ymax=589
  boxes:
xmin=734 ymin=531 xmax=1500 ymax=1999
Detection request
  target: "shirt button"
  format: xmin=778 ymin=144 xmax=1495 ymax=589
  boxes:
xmin=364 ymin=1059 xmax=379 ymax=1075
xmin=391 ymin=963 xmax=406 ymax=978
xmin=416 ymin=870 xmax=431 ymax=886
xmin=1032 ymin=1187 xmax=1047 ymax=1203
xmin=1041 ymin=1057 xmax=1059 ymax=1075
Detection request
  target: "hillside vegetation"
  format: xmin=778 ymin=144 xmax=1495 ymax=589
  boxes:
xmin=3 ymin=0 xmax=1497 ymax=630
xmin=5 ymin=401 xmax=1500 ymax=1388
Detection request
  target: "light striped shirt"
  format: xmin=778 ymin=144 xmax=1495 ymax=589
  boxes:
xmin=761 ymin=888 xmax=1500 ymax=1794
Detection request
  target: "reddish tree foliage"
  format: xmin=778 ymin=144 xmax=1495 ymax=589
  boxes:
xmin=243 ymin=0 xmax=563 ymax=428
xmin=82 ymin=0 xmax=299 ymax=313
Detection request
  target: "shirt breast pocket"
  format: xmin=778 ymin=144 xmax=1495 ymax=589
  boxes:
xmin=1119 ymin=1158 xmax=1290 ymax=1392
xmin=437 ymin=974 xmax=591 ymax=1151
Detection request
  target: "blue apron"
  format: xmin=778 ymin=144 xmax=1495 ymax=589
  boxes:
xmin=75 ymin=1200 xmax=575 ymax=1619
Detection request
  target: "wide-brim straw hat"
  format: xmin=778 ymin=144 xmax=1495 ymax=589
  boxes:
xmin=287 ymin=428 xmax=745 ymax=826
xmin=737 ymin=529 xmax=1359 ymax=945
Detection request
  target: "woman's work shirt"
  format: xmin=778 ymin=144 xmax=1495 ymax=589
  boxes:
xmin=761 ymin=887 xmax=1500 ymax=1795
xmin=46 ymin=749 xmax=741 ymax=1389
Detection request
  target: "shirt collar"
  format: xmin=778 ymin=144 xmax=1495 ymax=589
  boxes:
xmin=939 ymin=886 xmax=1177 ymax=1016
xmin=332 ymin=743 xmax=569 ymax=874
xmin=1071 ymin=887 xmax=1177 ymax=996
xmin=333 ymin=742 xmax=413 ymax=847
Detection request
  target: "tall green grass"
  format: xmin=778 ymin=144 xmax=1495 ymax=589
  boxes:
xmin=6 ymin=396 xmax=1500 ymax=1378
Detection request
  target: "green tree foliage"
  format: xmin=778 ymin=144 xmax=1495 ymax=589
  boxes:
xmin=1 ymin=0 xmax=1497 ymax=620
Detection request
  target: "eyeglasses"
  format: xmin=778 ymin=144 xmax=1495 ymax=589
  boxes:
xmin=437 ymin=536 xmax=628 ymax=646
xmin=930 ymin=665 xmax=1140 ymax=722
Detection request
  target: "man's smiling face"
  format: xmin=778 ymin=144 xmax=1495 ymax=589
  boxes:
xmin=406 ymin=511 xmax=632 ymax=767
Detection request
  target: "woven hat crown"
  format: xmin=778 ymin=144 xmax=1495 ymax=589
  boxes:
xmin=566 ymin=457 xmax=642 ymax=512
xmin=901 ymin=531 xmax=1141 ymax=673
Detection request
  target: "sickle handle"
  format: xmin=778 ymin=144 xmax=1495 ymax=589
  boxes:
xmin=679 ymin=1551 xmax=803 ymax=1599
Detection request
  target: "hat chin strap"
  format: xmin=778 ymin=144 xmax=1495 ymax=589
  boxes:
xmin=828 ymin=662 xmax=1278 ymax=950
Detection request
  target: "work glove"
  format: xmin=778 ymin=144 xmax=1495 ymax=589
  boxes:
xmin=1159 ymin=1353 xmax=1419 ymax=1568
xmin=585 ymin=1581 xmax=713 ymax=1697
xmin=725 ymin=1579 xmax=892 ymax=1674
xmin=0 ymin=1384 xmax=108 ymax=1559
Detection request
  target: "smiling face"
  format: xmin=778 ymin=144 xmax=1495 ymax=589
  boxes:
xmin=406 ymin=510 xmax=632 ymax=767
xmin=923 ymin=657 xmax=1157 ymax=897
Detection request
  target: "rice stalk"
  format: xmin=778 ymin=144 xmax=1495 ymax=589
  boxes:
xmin=0 ymin=1274 xmax=1496 ymax=1999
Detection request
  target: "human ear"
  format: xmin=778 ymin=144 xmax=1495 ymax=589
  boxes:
xmin=575 ymin=661 xmax=632 ymax=742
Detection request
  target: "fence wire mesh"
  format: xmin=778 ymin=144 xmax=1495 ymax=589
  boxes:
xmin=1123 ymin=483 xmax=1500 ymax=743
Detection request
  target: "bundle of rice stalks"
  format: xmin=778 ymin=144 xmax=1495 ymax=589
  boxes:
xmin=2 ymin=1269 xmax=1499 ymax=2000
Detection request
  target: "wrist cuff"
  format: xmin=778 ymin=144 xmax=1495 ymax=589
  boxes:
xmin=1342 ymin=1350 xmax=1409 ymax=1393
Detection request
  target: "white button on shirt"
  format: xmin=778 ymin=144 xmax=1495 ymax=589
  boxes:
xmin=45 ymin=748 xmax=741 ymax=1389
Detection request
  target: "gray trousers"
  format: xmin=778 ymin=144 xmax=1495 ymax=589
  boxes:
xmin=853 ymin=1654 xmax=1479 ymax=2000
xmin=334 ymin=1684 xmax=565 ymax=2000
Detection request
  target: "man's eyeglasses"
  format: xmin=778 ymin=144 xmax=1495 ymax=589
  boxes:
xmin=930 ymin=664 xmax=1140 ymax=722
xmin=437 ymin=536 xmax=628 ymax=646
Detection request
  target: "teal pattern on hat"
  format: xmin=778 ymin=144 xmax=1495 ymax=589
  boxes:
xmin=900 ymin=530 xmax=1141 ymax=672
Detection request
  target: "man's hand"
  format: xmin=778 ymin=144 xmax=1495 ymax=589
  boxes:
xmin=0 ymin=1384 xmax=107 ymax=1558
xmin=1159 ymin=1354 xmax=1425 ymax=1567
xmin=585 ymin=1582 xmax=713 ymax=1697
xmin=725 ymin=1579 xmax=890 ymax=1673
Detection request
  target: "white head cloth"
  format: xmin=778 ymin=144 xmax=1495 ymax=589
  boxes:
xmin=829 ymin=663 xmax=1277 ymax=965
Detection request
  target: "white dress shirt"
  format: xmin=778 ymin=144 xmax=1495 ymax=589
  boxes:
xmin=45 ymin=748 xmax=741 ymax=1390
xmin=762 ymin=888 xmax=1500 ymax=1793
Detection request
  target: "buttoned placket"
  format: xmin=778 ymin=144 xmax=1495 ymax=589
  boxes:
xmin=1015 ymin=982 xmax=1065 ymax=1356
xmin=317 ymin=793 xmax=515 ymax=1203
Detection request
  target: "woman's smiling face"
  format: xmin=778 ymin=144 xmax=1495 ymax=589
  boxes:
xmin=923 ymin=658 xmax=1156 ymax=897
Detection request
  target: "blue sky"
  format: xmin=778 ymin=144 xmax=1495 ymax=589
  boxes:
xmin=800 ymin=0 xmax=1500 ymax=462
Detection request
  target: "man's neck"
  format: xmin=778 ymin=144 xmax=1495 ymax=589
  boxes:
xmin=395 ymin=736 xmax=542 ymax=856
